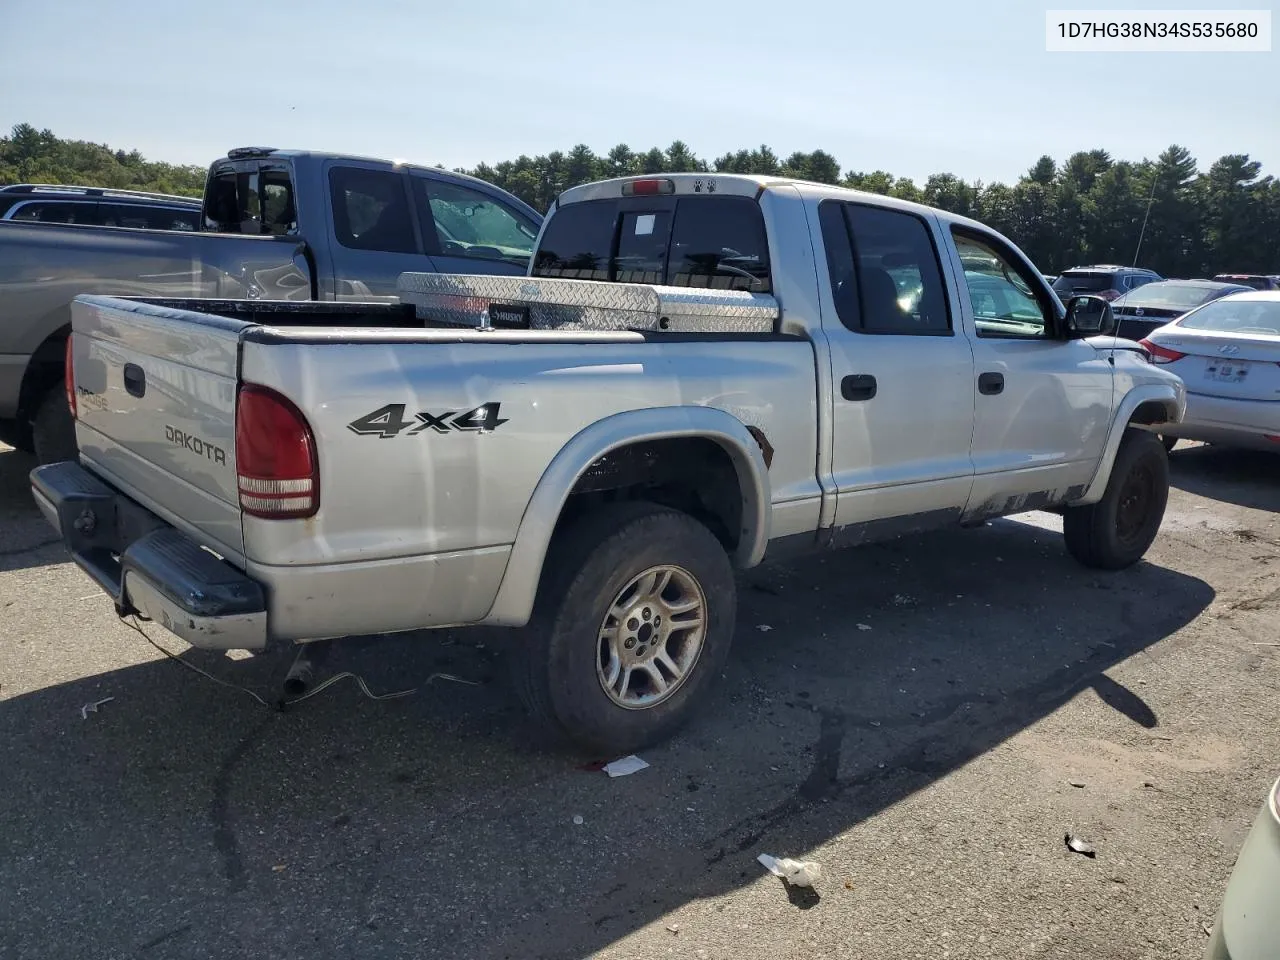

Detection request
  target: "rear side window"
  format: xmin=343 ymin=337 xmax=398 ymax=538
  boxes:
xmin=818 ymin=199 xmax=950 ymax=334
xmin=329 ymin=167 xmax=417 ymax=254
xmin=533 ymin=196 xmax=771 ymax=292
xmin=99 ymin=203 xmax=200 ymax=231
xmin=8 ymin=200 xmax=95 ymax=224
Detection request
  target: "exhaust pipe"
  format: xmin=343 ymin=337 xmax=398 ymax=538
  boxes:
xmin=281 ymin=640 xmax=332 ymax=700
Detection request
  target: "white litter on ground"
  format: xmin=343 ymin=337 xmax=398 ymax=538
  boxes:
xmin=602 ymin=755 xmax=650 ymax=778
xmin=757 ymin=853 xmax=822 ymax=887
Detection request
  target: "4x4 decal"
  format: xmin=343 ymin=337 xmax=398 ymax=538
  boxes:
xmin=347 ymin=402 xmax=508 ymax=438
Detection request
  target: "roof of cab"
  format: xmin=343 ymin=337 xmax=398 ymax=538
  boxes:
xmin=555 ymin=171 xmax=1000 ymax=232
xmin=216 ymin=147 xmax=533 ymax=203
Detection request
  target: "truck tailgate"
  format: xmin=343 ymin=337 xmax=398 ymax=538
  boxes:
xmin=70 ymin=295 xmax=248 ymax=559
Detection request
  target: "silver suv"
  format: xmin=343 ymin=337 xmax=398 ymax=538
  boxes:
xmin=0 ymin=184 xmax=201 ymax=231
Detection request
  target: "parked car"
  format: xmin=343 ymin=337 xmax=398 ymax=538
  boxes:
xmin=1042 ymin=273 xmax=1058 ymax=285
xmin=1212 ymin=273 xmax=1280 ymax=291
xmin=1110 ymin=279 xmax=1254 ymax=341
xmin=1203 ymin=773 xmax=1280 ymax=959
xmin=0 ymin=184 xmax=201 ymax=231
xmin=1140 ymin=291 xmax=1280 ymax=452
xmin=32 ymin=172 xmax=1185 ymax=753
xmin=1052 ymin=265 xmax=1163 ymax=302
xmin=0 ymin=147 xmax=542 ymax=462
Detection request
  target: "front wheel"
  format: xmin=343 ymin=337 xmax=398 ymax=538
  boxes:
xmin=510 ymin=501 xmax=736 ymax=755
xmin=1063 ymin=429 xmax=1169 ymax=570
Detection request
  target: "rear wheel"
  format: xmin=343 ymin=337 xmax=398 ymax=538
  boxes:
xmin=32 ymin=386 xmax=78 ymax=464
xmin=1063 ymin=429 xmax=1169 ymax=570
xmin=510 ymin=501 xmax=736 ymax=755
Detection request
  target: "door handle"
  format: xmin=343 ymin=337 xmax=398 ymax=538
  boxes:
xmin=841 ymin=374 xmax=877 ymax=401
xmin=123 ymin=363 xmax=146 ymax=398
xmin=977 ymin=372 xmax=1004 ymax=396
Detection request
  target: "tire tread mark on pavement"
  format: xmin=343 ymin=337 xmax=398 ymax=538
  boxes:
xmin=137 ymin=922 xmax=193 ymax=953
xmin=360 ymin=836 xmax=385 ymax=928
xmin=0 ymin=536 xmax=59 ymax=558
xmin=211 ymin=717 xmax=271 ymax=892
xmin=702 ymin=620 xmax=1168 ymax=865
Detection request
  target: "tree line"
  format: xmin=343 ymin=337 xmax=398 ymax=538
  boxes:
xmin=464 ymin=142 xmax=1280 ymax=277
xmin=0 ymin=123 xmax=205 ymax=199
xmin=4 ymin=124 xmax=1277 ymax=277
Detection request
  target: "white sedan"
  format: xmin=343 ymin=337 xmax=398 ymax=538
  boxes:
xmin=1139 ymin=291 xmax=1280 ymax=452
xmin=1205 ymin=775 xmax=1280 ymax=959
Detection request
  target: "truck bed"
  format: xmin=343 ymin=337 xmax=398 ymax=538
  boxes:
xmin=63 ymin=290 xmax=820 ymax=642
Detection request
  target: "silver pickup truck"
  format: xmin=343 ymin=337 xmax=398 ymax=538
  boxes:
xmin=31 ymin=173 xmax=1186 ymax=754
xmin=0 ymin=147 xmax=543 ymax=462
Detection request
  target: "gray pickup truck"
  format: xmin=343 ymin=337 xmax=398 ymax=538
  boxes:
xmin=0 ymin=147 xmax=543 ymax=462
xmin=32 ymin=172 xmax=1185 ymax=754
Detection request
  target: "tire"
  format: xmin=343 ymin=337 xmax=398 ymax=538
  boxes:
xmin=0 ymin=417 xmax=35 ymax=454
xmin=32 ymin=386 xmax=78 ymax=465
xmin=1063 ymin=429 xmax=1169 ymax=570
xmin=510 ymin=501 xmax=737 ymax=755
xmin=1160 ymin=435 xmax=1177 ymax=453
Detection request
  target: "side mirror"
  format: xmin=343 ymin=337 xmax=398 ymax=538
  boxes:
xmin=1064 ymin=295 xmax=1116 ymax=338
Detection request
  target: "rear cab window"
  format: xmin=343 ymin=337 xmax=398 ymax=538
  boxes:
xmin=1053 ymin=272 xmax=1114 ymax=296
xmin=203 ymin=160 xmax=300 ymax=236
xmin=533 ymin=195 xmax=772 ymax=292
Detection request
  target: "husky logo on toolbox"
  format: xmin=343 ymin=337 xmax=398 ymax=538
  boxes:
xmin=347 ymin=402 xmax=508 ymax=439
xmin=165 ymin=425 xmax=227 ymax=464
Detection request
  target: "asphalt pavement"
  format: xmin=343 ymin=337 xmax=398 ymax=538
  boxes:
xmin=1 ymin=440 xmax=1277 ymax=960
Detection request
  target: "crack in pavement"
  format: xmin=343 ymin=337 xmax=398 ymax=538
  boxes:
xmin=210 ymin=717 xmax=272 ymax=893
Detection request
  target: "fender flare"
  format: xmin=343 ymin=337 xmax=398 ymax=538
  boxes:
xmin=1073 ymin=383 xmax=1186 ymax=505
xmin=482 ymin=406 xmax=772 ymax=627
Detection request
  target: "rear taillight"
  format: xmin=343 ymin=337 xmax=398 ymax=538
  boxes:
xmin=234 ymin=384 xmax=318 ymax=519
xmin=1138 ymin=338 xmax=1186 ymax=364
xmin=64 ymin=336 xmax=76 ymax=419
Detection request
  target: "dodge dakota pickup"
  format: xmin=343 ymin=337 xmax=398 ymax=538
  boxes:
xmin=31 ymin=172 xmax=1186 ymax=753
xmin=0 ymin=147 xmax=543 ymax=462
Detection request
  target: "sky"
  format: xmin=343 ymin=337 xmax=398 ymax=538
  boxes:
xmin=2 ymin=0 xmax=1277 ymax=187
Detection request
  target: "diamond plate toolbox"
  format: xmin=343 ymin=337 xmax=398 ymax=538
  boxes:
xmin=397 ymin=273 xmax=779 ymax=334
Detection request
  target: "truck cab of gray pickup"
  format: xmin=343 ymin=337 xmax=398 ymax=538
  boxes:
xmin=0 ymin=147 xmax=543 ymax=462
xmin=32 ymin=172 xmax=1186 ymax=755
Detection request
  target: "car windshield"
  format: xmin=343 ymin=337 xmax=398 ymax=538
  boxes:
xmin=1177 ymin=298 xmax=1280 ymax=335
xmin=1113 ymin=283 xmax=1220 ymax=311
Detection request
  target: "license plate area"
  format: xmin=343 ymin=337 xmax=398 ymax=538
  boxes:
xmin=1205 ymin=359 xmax=1250 ymax=383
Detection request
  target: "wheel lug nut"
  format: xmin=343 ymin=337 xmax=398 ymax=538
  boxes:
xmin=624 ymin=638 xmax=636 ymax=649
xmin=642 ymin=608 xmax=651 ymax=621
xmin=627 ymin=618 xmax=639 ymax=631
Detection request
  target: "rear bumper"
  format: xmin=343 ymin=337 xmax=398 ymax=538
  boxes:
xmin=29 ymin=460 xmax=268 ymax=651
xmin=1164 ymin=392 xmax=1280 ymax=451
